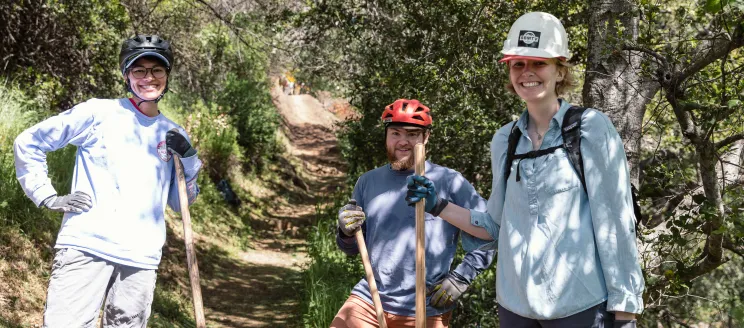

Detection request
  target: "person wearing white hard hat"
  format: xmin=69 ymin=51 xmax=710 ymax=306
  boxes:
xmin=405 ymin=12 xmax=644 ymax=327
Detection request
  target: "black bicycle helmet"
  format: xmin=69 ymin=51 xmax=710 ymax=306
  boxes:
xmin=119 ymin=35 xmax=173 ymax=75
xmin=119 ymin=35 xmax=174 ymax=105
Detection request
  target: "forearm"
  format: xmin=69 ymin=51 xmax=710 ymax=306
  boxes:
xmin=614 ymin=312 xmax=636 ymax=320
xmin=439 ymin=203 xmax=493 ymax=240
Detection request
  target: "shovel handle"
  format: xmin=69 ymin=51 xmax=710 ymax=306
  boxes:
xmin=355 ymin=229 xmax=388 ymax=328
xmin=414 ymin=143 xmax=426 ymax=328
xmin=174 ymin=156 xmax=207 ymax=328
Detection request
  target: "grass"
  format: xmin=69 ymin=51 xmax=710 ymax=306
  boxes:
xmin=301 ymin=192 xmax=364 ymax=327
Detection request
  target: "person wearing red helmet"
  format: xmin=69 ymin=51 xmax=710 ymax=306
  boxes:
xmin=331 ymin=99 xmax=494 ymax=327
xmin=13 ymin=35 xmax=202 ymax=327
xmin=406 ymin=12 xmax=644 ymax=328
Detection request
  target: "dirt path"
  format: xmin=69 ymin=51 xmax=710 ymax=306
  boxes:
xmin=197 ymin=84 xmax=346 ymax=327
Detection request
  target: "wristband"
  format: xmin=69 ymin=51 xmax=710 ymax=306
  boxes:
xmin=429 ymin=198 xmax=449 ymax=217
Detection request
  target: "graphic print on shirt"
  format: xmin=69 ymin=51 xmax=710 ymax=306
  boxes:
xmin=156 ymin=140 xmax=172 ymax=162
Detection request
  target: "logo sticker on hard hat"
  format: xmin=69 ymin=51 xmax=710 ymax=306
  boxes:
xmin=518 ymin=31 xmax=541 ymax=48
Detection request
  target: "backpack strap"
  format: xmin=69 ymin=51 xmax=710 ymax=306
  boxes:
xmin=504 ymin=121 xmax=521 ymax=183
xmin=561 ymin=106 xmax=589 ymax=193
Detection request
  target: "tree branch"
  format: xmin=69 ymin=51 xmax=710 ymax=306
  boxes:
xmin=723 ymin=238 xmax=744 ymax=258
xmin=677 ymin=16 xmax=744 ymax=83
xmin=191 ymin=0 xmax=290 ymax=53
xmin=623 ymin=43 xmax=669 ymax=68
xmin=716 ymin=133 xmax=744 ymax=150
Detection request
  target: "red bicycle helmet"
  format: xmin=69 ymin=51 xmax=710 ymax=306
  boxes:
xmin=380 ymin=99 xmax=432 ymax=128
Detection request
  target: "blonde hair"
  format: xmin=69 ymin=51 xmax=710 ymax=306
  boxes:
xmin=504 ymin=59 xmax=578 ymax=96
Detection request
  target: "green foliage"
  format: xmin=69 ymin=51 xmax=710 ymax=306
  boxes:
xmin=216 ymin=73 xmax=281 ymax=173
xmin=162 ymin=99 xmax=241 ymax=181
xmin=0 ymin=84 xmax=76 ymax=326
xmin=449 ymin=249 xmax=498 ymax=327
xmin=302 ymin=192 xmax=364 ymax=327
xmin=0 ymin=0 xmax=128 ymax=110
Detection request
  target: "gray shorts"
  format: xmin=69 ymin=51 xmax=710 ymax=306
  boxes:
xmin=43 ymin=248 xmax=157 ymax=328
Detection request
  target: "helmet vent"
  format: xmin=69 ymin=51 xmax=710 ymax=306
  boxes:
xmin=414 ymin=106 xmax=425 ymax=112
xmin=412 ymin=115 xmax=424 ymax=121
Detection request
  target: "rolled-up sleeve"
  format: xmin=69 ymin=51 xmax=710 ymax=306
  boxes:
xmin=582 ymin=110 xmax=645 ymax=314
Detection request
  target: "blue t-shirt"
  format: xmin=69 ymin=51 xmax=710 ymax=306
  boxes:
xmin=14 ymin=98 xmax=201 ymax=269
xmin=337 ymin=161 xmax=494 ymax=316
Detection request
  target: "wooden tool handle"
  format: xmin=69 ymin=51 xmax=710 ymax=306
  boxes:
xmin=355 ymin=230 xmax=388 ymax=328
xmin=414 ymin=143 xmax=426 ymax=328
xmin=174 ymin=156 xmax=207 ymax=328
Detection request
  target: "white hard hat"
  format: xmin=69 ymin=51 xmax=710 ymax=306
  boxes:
xmin=500 ymin=12 xmax=570 ymax=62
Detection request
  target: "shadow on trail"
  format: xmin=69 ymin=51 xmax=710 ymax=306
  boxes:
xmin=158 ymin=223 xmax=305 ymax=328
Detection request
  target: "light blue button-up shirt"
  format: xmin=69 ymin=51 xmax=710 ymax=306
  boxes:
xmin=463 ymin=99 xmax=645 ymax=319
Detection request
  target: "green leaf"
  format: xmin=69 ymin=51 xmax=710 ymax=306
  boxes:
xmin=705 ymin=0 xmax=732 ymax=13
xmin=728 ymin=99 xmax=742 ymax=108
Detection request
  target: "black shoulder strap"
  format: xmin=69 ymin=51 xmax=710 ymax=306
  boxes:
xmin=561 ymin=106 xmax=589 ymax=193
xmin=504 ymin=121 xmax=521 ymax=183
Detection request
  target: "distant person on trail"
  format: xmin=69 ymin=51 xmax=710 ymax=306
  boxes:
xmin=330 ymin=99 xmax=495 ymax=328
xmin=13 ymin=34 xmax=202 ymax=327
xmin=406 ymin=12 xmax=644 ymax=327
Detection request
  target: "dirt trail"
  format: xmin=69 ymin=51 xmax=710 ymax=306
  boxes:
xmin=197 ymin=84 xmax=346 ymax=327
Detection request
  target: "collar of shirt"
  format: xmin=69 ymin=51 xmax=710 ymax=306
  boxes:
xmin=514 ymin=99 xmax=573 ymax=143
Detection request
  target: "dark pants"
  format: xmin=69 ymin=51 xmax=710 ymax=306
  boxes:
xmin=498 ymin=302 xmax=614 ymax=328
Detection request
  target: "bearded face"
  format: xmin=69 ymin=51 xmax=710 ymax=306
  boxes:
xmin=385 ymin=126 xmax=428 ymax=171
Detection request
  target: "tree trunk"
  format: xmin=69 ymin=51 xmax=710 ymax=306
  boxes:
xmin=582 ymin=0 xmax=659 ymax=186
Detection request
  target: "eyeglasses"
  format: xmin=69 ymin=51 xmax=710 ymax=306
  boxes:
xmin=129 ymin=67 xmax=168 ymax=79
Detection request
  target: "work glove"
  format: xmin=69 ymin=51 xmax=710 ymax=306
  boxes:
xmin=614 ymin=320 xmax=637 ymax=328
xmin=338 ymin=199 xmax=365 ymax=236
xmin=42 ymin=191 xmax=93 ymax=213
xmin=405 ymin=175 xmax=449 ymax=217
xmin=166 ymin=129 xmax=196 ymax=158
xmin=428 ymin=272 xmax=470 ymax=309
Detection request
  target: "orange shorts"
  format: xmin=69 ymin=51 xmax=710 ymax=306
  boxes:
xmin=330 ymin=294 xmax=451 ymax=328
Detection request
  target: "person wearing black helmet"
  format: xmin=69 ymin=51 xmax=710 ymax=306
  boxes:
xmin=13 ymin=35 xmax=202 ymax=327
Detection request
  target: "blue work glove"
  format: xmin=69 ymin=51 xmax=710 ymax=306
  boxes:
xmin=166 ymin=129 xmax=196 ymax=158
xmin=428 ymin=272 xmax=470 ymax=310
xmin=405 ymin=175 xmax=449 ymax=217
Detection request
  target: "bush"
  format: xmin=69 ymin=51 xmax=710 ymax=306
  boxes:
xmin=180 ymin=100 xmax=241 ymax=182
xmin=217 ymin=74 xmax=281 ymax=173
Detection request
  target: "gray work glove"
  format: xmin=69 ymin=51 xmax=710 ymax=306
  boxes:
xmin=614 ymin=320 xmax=637 ymax=328
xmin=42 ymin=191 xmax=93 ymax=213
xmin=428 ymin=272 xmax=470 ymax=309
xmin=338 ymin=199 xmax=365 ymax=236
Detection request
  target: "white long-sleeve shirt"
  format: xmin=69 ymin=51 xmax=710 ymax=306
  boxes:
xmin=14 ymin=98 xmax=201 ymax=269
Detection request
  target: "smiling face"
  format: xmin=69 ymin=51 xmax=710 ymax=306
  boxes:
xmin=508 ymin=58 xmax=565 ymax=104
xmin=126 ymin=57 xmax=168 ymax=101
xmin=385 ymin=125 xmax=429 ymax=170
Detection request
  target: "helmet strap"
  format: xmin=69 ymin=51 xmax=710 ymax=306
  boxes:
xmin=125 ymin=77 xmax=169 ymax=108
